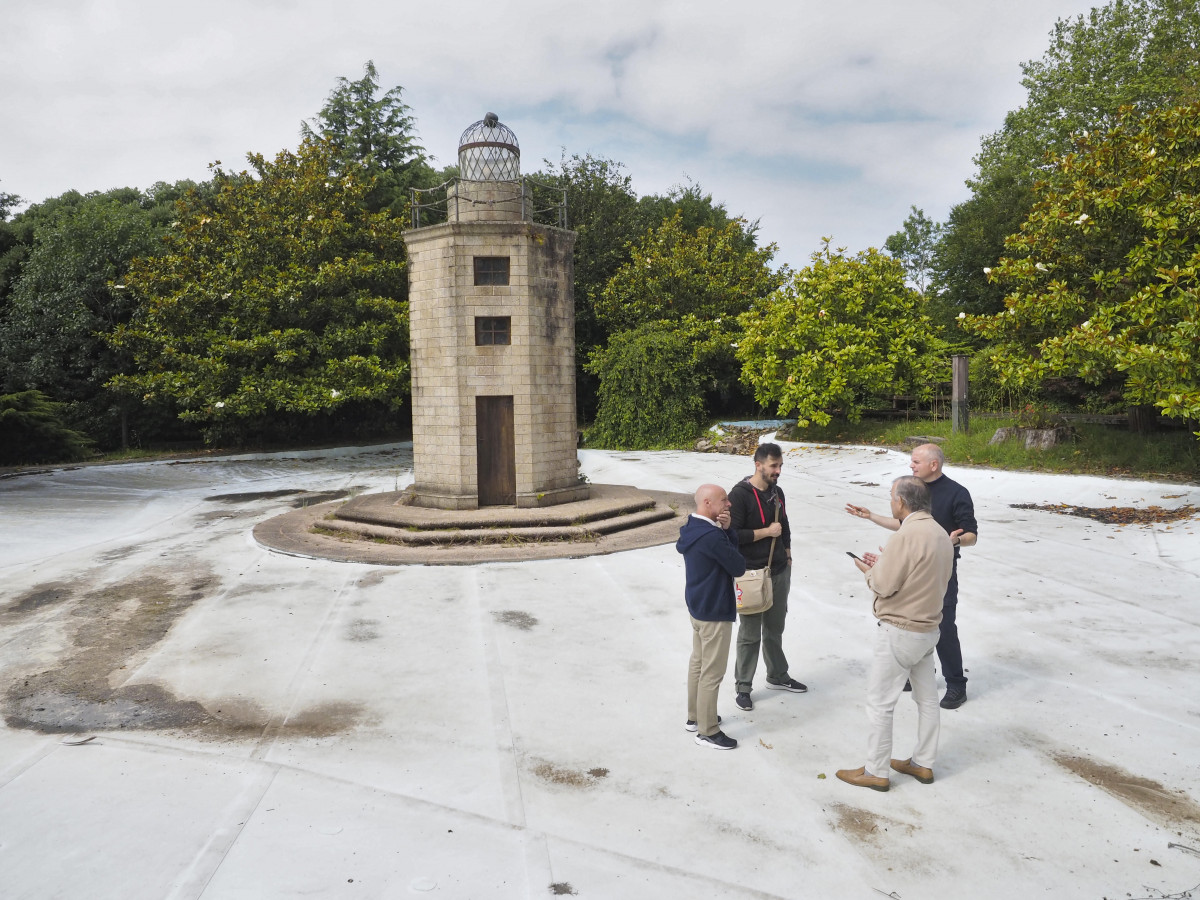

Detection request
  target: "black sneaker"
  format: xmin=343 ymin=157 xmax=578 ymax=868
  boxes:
xmin=940 ymin=686 xmax=967 ymax=709
xmin=694 ymin=730 xmax=738 ymax=750
xmin=684 ymin=715 xmax=721 ymax=732
xmin=735 ymin=692 xmax=753 ymax=711
xmin=766 ymin=677 xmax=808 ymax=693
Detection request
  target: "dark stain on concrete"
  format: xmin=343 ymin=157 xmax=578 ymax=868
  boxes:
xmin=291 ymin=488 xmax=367 ymax=508
xmin=828 ymin=802 xmax=915 ymax=843
xmin=4 ymin=582 xmax=74 ymax=618
xmin=194 ymin=508 xmax=255 ymax=522
xmin=2 ymin=567 xmax=367 ymax=741
xmin=98 ymin=546 xmax=139 ymax=562
xmin=357 ymin=571 xmax=391 ymax=588
xmin=204 ymin=489 xmax=304 ymax=503
xmin=345 ymin=618 xmax=381 ymax=642
xmin=530 ymin=759 xmax=605 ymax=788
xmin=280 ymin=701 xmax=367 ymax=738
xmin=1052 ymin=752 xmax=1200 ymax=831
xmin=4 ymin=571 xmax=217 ymax=733
xmin=493 ymin=610 xmax=538 ymax=631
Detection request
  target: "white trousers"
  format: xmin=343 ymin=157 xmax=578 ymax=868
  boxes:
xmin=864 ymin=622 xmax=941 ymax=779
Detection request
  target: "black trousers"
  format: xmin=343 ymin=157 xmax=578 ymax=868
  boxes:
xmin=936 ymin=567 xmax=966 ymax=687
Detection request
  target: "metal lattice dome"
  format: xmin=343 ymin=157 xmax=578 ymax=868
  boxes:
xmin=458 ymin=112 xmax=520 ymax=181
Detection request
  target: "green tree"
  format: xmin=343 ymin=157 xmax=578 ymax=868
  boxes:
xmin=582 ymin=213 xmax=782 ymax=445
xmin=531 ymin=153 xmax=645 ymax=418
xmin=594 ymin=212 xmax=781 ymax=333
xmin=0 ymin=183 xmax=20 ymax=310
xmin=585 ymin=319 xmax=711 ymax=449
xmin=963 ymin=103 xmax=1200 ymax=436
xmin=110 ymin=139 xmax=411 ymax=445
xmin=301 ymin=60 xmax=432 ymax=217
xmin=934 ymin=0 xmax=1200 ymax=315
xmin=0 ymin=184 xmax=18 ymax=221
xmin=0 ymin=190 xmax=168 ymax=447
xmin=737 ymin=241 xmax=948 ymax=427
xmin=0 ymin=390 xmax=93 ymax=464
xmin=885 ymin=206 xmax=943 ymax=294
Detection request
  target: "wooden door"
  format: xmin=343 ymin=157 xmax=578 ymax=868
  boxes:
xmin=476 ymin=395 xmax=516 ymax=506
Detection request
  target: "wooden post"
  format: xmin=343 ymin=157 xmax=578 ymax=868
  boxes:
xmin=952 ymin=355 xmax=969 ymax=434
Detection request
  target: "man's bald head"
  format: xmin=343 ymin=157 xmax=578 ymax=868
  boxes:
xmin=695 ymin=483 xmax=730 ymax=520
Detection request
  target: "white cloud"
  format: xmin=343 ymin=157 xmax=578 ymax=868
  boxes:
xmin=1 ymin=0 xmax=1099 ymax=267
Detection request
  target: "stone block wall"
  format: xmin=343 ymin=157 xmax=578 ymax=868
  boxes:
xmin=405 ymin=219 xmax=586 ymax=509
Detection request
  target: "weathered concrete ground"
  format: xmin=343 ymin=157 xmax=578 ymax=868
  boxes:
xmin=1 ymin=441 xmax=1198 ymax=899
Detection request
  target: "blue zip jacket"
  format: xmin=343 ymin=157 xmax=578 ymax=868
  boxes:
xmin=676 ymin=515 xmax=747 ymax=621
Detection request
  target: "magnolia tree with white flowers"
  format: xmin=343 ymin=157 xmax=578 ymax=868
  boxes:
xmin=963 ymin=102 xmax=1200 ymax=436
xmin=736 ymin=240 xmax=948 ymax=427
xmin=109 ymin=139 xmax=411 ymax=444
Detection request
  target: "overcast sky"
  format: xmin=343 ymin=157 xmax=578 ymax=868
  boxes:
xmin=2 ymin=0 xmax=1101 ymax=270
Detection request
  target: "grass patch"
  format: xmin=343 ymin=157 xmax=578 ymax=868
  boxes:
xmin=784 ymin=416 xmax=1200 ymax=482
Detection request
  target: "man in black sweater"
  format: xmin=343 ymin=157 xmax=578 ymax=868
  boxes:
xmin=729 ymin=443 xmax=808 ymax=712
xmin=845 ymin=443 xmax=978 ymax=708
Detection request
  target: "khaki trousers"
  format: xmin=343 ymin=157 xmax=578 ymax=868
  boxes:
xmin=687 ymin=617 xmax=733 ymax=737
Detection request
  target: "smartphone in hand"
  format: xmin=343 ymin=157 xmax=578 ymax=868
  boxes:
xmin=846 ymin=551 xmax=863 ymax=562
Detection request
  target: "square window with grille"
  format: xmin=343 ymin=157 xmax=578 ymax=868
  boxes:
xmin=474 ymin=256 xmax=510 ymax=286
xmin=475 ymin=316 xmax=511 ymax=346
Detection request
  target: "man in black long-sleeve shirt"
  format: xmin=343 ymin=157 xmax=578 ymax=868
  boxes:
xmin=845 ymin=443 xmax=978 ymax=709
xmin=728 ymin=443 xmax=808 ymax=712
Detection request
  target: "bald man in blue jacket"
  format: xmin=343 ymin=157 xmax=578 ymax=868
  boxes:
xmin=677 ymin=483 xmax=747 ymax=750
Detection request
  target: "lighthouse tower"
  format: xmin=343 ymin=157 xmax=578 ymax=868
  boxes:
xmin=403 ymin=113 xmax=587 ymax=510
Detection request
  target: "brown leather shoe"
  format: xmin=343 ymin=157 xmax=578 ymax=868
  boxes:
xmin=835 ymin=766 xmax=890 ymax=792
xmin=890 ymin=758 xmax=934 ymax=784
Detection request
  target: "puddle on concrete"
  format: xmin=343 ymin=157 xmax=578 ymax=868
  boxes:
xmin=1052 ymin=752 xmax=1200 ymax=831
xmin=493 ymin=610 xmax=538 ymax=631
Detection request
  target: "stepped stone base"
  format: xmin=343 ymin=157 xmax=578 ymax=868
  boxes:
xmin=253 ymin=483 xmax=693 ymax=566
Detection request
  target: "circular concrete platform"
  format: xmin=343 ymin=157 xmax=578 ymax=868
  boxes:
xmin=252 ymin=483 xmax=694 ymax=565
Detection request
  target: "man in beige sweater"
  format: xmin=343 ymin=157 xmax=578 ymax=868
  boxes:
xmin=837 ymin=476 xmax=954 ymax=792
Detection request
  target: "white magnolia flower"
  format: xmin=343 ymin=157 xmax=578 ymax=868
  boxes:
xmin=1035 ymin=262 xmax=1048 ymax=272
xmin=307 ymin=214 xmax=314 ymax=221
xmin=818 ymin=309 xmax=827 ymax=317
xmin=958 ymin=312 xmax=967 ymax=319
xmin=1080 ymin=320 xmax=1091 ymax=330
xmin=330 ymin=389 xmax=341 ymax=399
xmin=221 ymin=292 xmax=232 ymax=300
xmin=983 ymin=267 xmax=992 ymax=275
xmin=1075 ymin=213 xmax=1090 ymax=225
xmin=215 ymin=401 xmax=225 ymax=409
xmin=1148 ymin=147 xmax=1157 ymax=158
xmin=729 ymin=342 xmax=739 ymax=348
